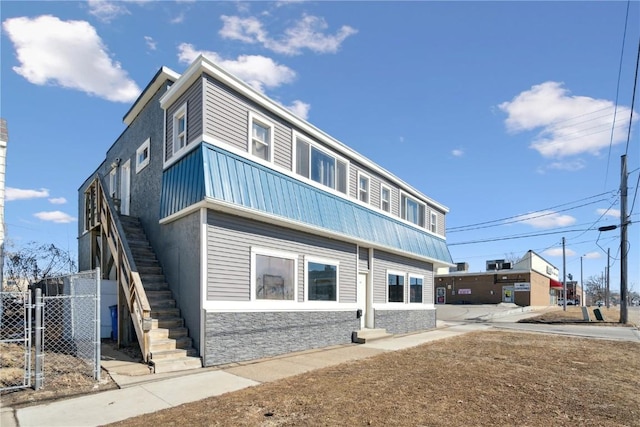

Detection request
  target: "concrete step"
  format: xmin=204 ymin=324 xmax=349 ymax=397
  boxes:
xmin=352 ymin=328 xmax=392 ymax=344
xmin=151 ymin=356 xmax=202 ymax=374
xmin=150 ymin=347 xmax=198 ymax=361
xmin=149 ymin=327 xmax=188 ymax=340
xmin=149 ymin=336 xmax=192 ymax=352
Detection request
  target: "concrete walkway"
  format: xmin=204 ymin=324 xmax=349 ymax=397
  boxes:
xmin=1 ymin=309 xmax=638 ymax=427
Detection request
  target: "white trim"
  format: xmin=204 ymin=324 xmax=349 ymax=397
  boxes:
xmin=202 ymin=304 xmax=359 ymax=311
xmin=400 ymin=190 xmax=426 ymax=229
xmin=408 ymin=273 xmax=424 ymax=304
xmin=247 ymin=111 xmax=275 ymax=163
xmin=159 ymin=55 xmax=449 ymax=213
xmin=380 ymin=184 xmax=391 ymax=213
xmin=172 ymin=103 xmax=187 ymax=157
xmin=124 ymin=66 xmax=180 ymax=126
xmin=372 ymin=303 xmax=435 ymax=311
xmin=109 ymin=167 xmax=117 ymax=197
xmin=357 ymin=171 xmax=370 ymax=204
xmin=135 ymin=138 xmax=151 ymax=174
xmin=250 ymin=246 xmax=299 ymax=303
xmin=304 ymin=255 xmax=340 ymax=302
xmin=386 ymin=269 xmax=406 ymax=304
xmin=199 ymin=207 xmax=207 ymax=361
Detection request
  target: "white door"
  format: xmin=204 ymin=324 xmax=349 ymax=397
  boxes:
xmin=357 ymin=273 xmax=367 ymax=329
xmin=120 ymin=159 xmax=131 ymax=215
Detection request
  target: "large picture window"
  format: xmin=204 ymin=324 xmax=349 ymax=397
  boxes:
xmin=401 ymin=193 xmax=425 ymax=227
xmin=409 ymin=275 xmax=423 ymax=303
xmin=306 ymin=258 xmax=338 ymax=301
xmin=388 ymin=271 xmax=405 ymax=303
xmin=253 ymin=249 xmax=297 ymax=301
xmin=295 ymin=136 xmax=347 ymax=194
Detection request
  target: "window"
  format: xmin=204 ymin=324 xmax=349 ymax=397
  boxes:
xmin=136 ymin=138 xmax=150 ymax=173
xmin=306 ymin=258 xmax=338 ymax=301
xmin=430 ymin=212 xmax=438 ymax=233
xmin=409 ymin=275 xmax=423 ymax=303
xmin=109 ymin=168 xmax=117 ymax=197
xmin=294 ymin=135 xmax=348 ymax=194
xmin=381 ymin=185 xmax=391 ymax=212
xmin=387 ymin=271 xmax=405 ymax=303
xmin=172 ymin=104 xmax=187 ymax=155
xmin=401 ymin=193 xmax=425 ymax=227
xmin=248 ymin=113 xmax=273 ymax=162
xmin=252 ymin=249 xmax=297 ymax=301
xmin=358 ymin=173 xmax=370 ymax=203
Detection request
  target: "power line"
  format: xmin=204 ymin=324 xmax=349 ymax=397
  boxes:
xmin=624 ymin=36 xmax=639 ymax=155
xmin=447 ymin=191 xmax=615 ymax=232
xmin=448 ymin=228 xmax=593 ymax=246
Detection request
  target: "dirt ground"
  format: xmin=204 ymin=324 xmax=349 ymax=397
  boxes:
xmin=109 ymin=308 xmax=639 ymax=427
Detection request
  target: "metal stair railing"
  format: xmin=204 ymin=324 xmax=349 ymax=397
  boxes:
xmin=86 ymin=175 xmax=152 ymax=362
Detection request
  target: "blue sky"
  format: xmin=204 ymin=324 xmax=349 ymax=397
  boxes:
xmin=1 ymin=1 xmax=638 ymax=292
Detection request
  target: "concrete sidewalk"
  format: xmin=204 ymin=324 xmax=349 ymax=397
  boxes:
xmin=0 ymin=321 xmax=488 ymax=427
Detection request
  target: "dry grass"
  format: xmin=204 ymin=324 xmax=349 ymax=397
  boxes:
xmin=111 ymin=330 xmax=640 ymax=427
xmin=522 ymin=306 xmax=636 ymax=326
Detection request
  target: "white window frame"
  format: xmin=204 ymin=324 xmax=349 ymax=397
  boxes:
xmin=109 ymin=167 xmax=117 ymax=197
xmin=250 ymin=247 xmax=298 ymax=302
xmin=380 ymin=184 xmax=391 ymax=212
xmin=304 ymin=256 xmax=340 ymax=302
xmin=291 ymin=131 xmax=349 ymax=195
xmin=387 ymin=269 xmax=406 ymax=304
xmin=400 ymin=191 xmax=426 ymax=228
xmin=430 ymin=211 xmax=438 ymax=233
xmin=409 ymin=274 xmax=424 ymax=303
xmin=172 ymin=103 xmax=187 ymax=156
xmin=247 ymin=111 xmax=275 ymax=163
xmin=135 ymin=138 xmax=150 ymax=174
xmin=357 ymin=171 xmax=370 ymax=204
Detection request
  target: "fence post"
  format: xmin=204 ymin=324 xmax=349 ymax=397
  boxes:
xmin=34 ymin=288 xmax=43 ymax=390
xmin=95 ymin=267 xmax=101 ymax=381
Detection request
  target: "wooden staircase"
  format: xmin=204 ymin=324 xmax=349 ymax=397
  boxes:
xmin=119 ymin=216 xmax=201 ymax=373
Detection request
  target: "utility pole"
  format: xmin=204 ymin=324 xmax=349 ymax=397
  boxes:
xmin=620 ymin=154 xmax=628 ymax=324
xmin=580 ymin=256 xmax=584 ymax=307
xmin=562 ymin=237 xmax=567 ymax=311
xmin=606 ymin=248 xmax=610 ymax=309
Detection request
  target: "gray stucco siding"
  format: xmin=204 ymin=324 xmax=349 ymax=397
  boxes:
xmin=204 ymin=310 xmax=359 ymax=366
xmin=206 ymin=211 xmax=357 ymax=303
xmin=374 ymin=309 xmax=436 ymax=334
xmin=372 ymin=250 xmax=434 ymax=304
xmin=165 ymin=77 xmax=203 ymax=162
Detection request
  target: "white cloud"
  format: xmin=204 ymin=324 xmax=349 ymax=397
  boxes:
xmin=170 ymin=12 xmax=185 ymax=24
xmin=596 ymin=208 xmax=620 ymax=218
xmin=178 ymin=43 xmax=296 ymax=92
xmin=452 ymin=149 xmax=464 ymax=157
xmin=583 ymin=252 xmax=601 ymax=260
xmin=6 ymin=187 xmax=49 ymax=201
xmin=33 ymin=211 xmax=76 ymax=224
xmin=48 ymin=197 xmax=67 ymax=205
xmin=545 ymin=159 xmax=586 ymax=172
xmin=219 ymin=14 xmax=357 ymax=56
xmin=283 ymin=100 xmax=310 ymax=120
xmin=544 ymin=247 xmax=576 ymax=257
xmin=498 ymin=81 xmax=634 ymax=158
xmin=3 ymin=15 xmax=140 ymax=102
xmin=144 ymin=36 xmax=157 ymax=51
xmin=87 ymin=0 xmax=130 ymax=22
xmin=513 ymin=210 xmax=576 ymax=229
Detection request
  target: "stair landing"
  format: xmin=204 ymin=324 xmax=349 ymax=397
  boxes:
xmin=352 ymin=328 xmax=392 ymax=344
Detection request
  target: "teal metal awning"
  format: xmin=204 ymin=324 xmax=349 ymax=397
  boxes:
xmin=160 ymin=143 xmax=453 ymax=265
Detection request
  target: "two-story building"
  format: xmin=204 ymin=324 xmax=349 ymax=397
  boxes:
xmin=78 ymin=56 xmax=453 ymax=372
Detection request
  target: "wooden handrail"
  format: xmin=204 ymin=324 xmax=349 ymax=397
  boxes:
xmin=87 ymin=176 xmax=152 ymax=362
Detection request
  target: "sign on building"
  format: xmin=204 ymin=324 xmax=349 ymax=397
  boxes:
xmin=514 ymin=282 xmax=531 ymax=291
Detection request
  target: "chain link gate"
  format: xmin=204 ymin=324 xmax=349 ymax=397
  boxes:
xmin=0 ymin=291 xmax=32 ymax=392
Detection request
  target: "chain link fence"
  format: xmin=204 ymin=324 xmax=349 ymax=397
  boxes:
xmin=0 ymin=269 xmax=100 ymax=393
xmin=0 ymin=291 xmax=31 ymax=391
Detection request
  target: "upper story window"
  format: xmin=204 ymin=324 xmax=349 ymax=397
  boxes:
xmin=248 ymin=112 xmax=274 ymax=162
xmin=136 ymin=138 xmax=150 ymax=173
xmin=358 ymin=172 xmax=370 ymax=203
xmin=381 ymin=185 xmax=391 ymax=212
xmin=109 ymin=168 xmax=117 ymax=197
xmin=401 ymin=192 xmax=425 ymax=227
xmin=172 ymin=104 xmax=187 ymax=155
xmin=430 ymin=211 xmax=438 ymax=233
xmin=295 ymin=135 xmax=347 ymax=194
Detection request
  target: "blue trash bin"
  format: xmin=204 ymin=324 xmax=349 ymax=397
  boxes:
xmin=109 ymin=305 xmax=118 ymax=341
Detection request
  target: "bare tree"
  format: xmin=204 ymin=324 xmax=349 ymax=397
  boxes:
xmin=3 ymin=241 xmax=77 ymax=290
xmin=584 ymin=274 xmax=606 ymax=304
xmin=504 ymin=252 xmax=522 ymax=266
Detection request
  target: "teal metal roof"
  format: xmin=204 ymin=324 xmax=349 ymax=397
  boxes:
xmin=160 ymin=143 xmax=453 ymax=265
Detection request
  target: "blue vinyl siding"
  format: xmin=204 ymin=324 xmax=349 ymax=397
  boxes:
xmin=160 ymin=142 xmax=453 ymax=264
